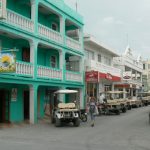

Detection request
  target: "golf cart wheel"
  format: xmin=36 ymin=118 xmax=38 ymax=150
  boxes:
xmin=74 ymin=118 xmax=80 ymax=127
xmin=51 ymin=117 xmax=55 ymax=124
xmin=122 ymin=107 xmax=126 ymax=113
xmin=116 ymin=110 xmax=120 ymax=115
xmin=128 ymin=105 xmax=131 ymax=110
xmin=55 ymin=117 xmax=61 ymax=127
xmin=80 ymin=113 xmax=87 ymax=122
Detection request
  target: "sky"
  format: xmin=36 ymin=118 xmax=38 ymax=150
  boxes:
xmin=64 ymin=0 xmax=150 ymax=59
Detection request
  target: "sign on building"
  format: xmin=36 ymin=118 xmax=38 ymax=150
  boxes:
xmin=0 ymin=52 xmax=16 ymax=73
xmin=85 ymin=71 xmax=99 ymax=83
xmin=123 ymin=71 xmax=132 ymax=80
xmin=0 ymin=0 xmax=6 ymax=19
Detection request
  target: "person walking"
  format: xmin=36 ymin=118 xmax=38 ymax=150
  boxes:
xmin=89 ymin=97 xmax=96 ymax=127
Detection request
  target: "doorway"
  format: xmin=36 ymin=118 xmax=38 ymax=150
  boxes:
xmin=23 ymin=91 xmax=29 ymax=120
xmin=0 ymin=90 xmax=10 ymax=123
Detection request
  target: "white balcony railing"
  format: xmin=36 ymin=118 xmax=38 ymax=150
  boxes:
xmin=66 ymin=71 xmax=82 ymax=82
xmin=38 ymin=24 xmax=63 ymax=44
xmin=16 ymin=61 xmax=33 ymax=76
xmin=86 ymin=60 xmax=121 ymax=77
xmin=37 ymin=65 xmax=62 ymax=80
xmin=66 ymin=36 xmax=81 ymax=51
xmin=6 ymin=9 xmax=34 ymax=32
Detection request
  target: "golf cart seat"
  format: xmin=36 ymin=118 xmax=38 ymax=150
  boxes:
xmin=58 ymin=103 xmax=76 ymax=109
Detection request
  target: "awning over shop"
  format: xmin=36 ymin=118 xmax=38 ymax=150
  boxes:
xmin=85 ymin=71 xmax=121 ymax=83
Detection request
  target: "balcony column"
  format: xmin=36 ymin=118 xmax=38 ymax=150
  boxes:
xmin=60 ymin=16 xmax=66 ymax=44
xmin=79 ymin=56 xmax=84 ymax=82
xmin=79 ymin=27 xmax=83 ymax=50
xmin=31 ymin=0 xmax=38 ymax=33
xmin=29 ymin=84 xmax=38 ymax=124
xmin=59 ymin=50 xmax=66 ymax=81
xmin=30 ymin=40 xmax=38 ymax=78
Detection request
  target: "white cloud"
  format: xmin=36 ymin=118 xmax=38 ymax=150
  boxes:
xmin=103 ymin=17 xmax=114 ymax=24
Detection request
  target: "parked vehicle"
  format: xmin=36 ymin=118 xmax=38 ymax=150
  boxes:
xmin=51 ymin=90 xmax=80 ymax=127
xmin=138 ymin=92 xmax=150 ymax=106
xmin=98 ymin=91 xmax=123 ymax=115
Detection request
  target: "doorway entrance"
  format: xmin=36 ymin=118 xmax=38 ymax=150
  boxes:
xmin=0 ymin=90 xmax=10 ymax=123
xmin=23 ymin=90 xmax=29 ymax=120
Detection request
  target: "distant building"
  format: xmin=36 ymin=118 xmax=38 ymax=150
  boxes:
xmin=84 ymin=35 xmax=121 ymax=99
xmin=113 ymin=46 xmax=143 ymax=98
xmin=142 ymin=60 xmax=150 ymax=91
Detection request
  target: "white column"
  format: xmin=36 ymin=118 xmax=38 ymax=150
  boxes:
xmin=60 ymin=16 xmax=66 ymax=44
xmin=79 ymin=88 xmax=83 ymax=109
xmin=31 ymin=0 xmax=38 ymax=32
xmin=29 ymin=85 xmax=38 ymax=124
xmin=59 ymin=50 xmax=65 ymax=81
xmin=123 ymin=87 xmax=126 ymax=99
xmin=78 ymin=27 xmax=83 ymax=50
xmin=30 ymin=40 xmax=38 ymax=78
xmin=111 ymin=84 xmax=115 ymax=99
xmin=79 ymin=57 xmax=84 ymax=83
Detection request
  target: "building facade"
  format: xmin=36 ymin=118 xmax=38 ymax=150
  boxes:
xmin=113 ymin=46 xmax=143 ymax=98
xmin=0 ymin=0 xmax=84 ymax=124
xmin=84 ymin=35 xmax=121 ymax=100
xmin=142 ymin=60 xmax=150 ymax=91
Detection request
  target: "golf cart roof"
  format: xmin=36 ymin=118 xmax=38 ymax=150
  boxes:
xmin=54 ymin=89 xmax=78 ymax=94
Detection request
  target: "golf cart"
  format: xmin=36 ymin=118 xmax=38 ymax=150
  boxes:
xmin=98 ymin=91 xmax=122 ymax=115
xmin=51 ymin=89 xmax=80 ymax=127
xmin=138 ymin=91 xmax=150 ymax=106
xmin=106 ymin=91 xmax=128 ymax=113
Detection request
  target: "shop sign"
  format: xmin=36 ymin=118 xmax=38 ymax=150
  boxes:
xmin=11 ymin=88 xmax=17 ymax=101
xmin=123 ymin=71 xmax=132 ymax=80
xmin=105 ymin=73 xmax=113 ymax=80
xmin=85 ymin=71 xmax=99 ymax=82
xmin=0 ymin=52 xmax=16 ymax=73
xmin=0 ymin=0 xmax=6 ymax=19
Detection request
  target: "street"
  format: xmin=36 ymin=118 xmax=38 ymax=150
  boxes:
xmin=0 ymin=106 xmax=150 ymax=150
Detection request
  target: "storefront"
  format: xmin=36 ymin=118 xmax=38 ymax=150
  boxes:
xmin=85 ymin=71 xmax=121 ymax=100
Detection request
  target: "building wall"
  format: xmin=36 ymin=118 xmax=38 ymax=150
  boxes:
xmin=0 ymin=0 xmax=85 ymax=123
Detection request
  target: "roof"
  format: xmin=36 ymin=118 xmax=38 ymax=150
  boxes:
xmin=84 ymin=35 xmax=119 ymax=57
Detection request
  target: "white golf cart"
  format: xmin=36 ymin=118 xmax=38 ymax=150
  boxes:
xmin=138 ymin=91 xmax=150 ymax=106
xmin=51 ymin=89 xmax=80 ymax=127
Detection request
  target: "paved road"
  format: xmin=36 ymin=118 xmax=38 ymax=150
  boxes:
xmin=0 ymin=106 xmax=150 ymax=150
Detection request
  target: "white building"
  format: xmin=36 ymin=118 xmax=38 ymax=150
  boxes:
xmin=113 ymin=46 xmax=143 ymax=98
xmin=142 ymin=60 xmax=150 ymax=91
xmin=84 ymin=35 xmax=121 ymax=99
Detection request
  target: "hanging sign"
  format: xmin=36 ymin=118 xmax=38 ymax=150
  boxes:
xmin=123 ymin=71 xmax=132 ymax=80
xmin=0 ymin=52 xmax=16 ymax=73
xmin=0 ymin=0 xmax=6 ymax=19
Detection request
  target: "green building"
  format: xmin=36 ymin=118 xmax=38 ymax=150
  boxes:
xmin=0 ymin=0 xmax=84 ymax=124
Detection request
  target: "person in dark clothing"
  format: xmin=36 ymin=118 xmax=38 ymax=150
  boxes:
xmin=89 ymin=97 xmax=96 ymax=127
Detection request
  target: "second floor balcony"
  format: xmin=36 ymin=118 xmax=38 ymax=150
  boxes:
xmin=85 ymin=59 xmax=121 ymax=77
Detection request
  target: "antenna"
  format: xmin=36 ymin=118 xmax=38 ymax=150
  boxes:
xmin=75 ymin=0 xmax=78 ymax=12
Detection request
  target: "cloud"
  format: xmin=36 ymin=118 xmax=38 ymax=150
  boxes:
xmin=103 ymin=17 xmax=114 ymax=24
xmin=102 ymin=17 xmax=124 ymax=25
